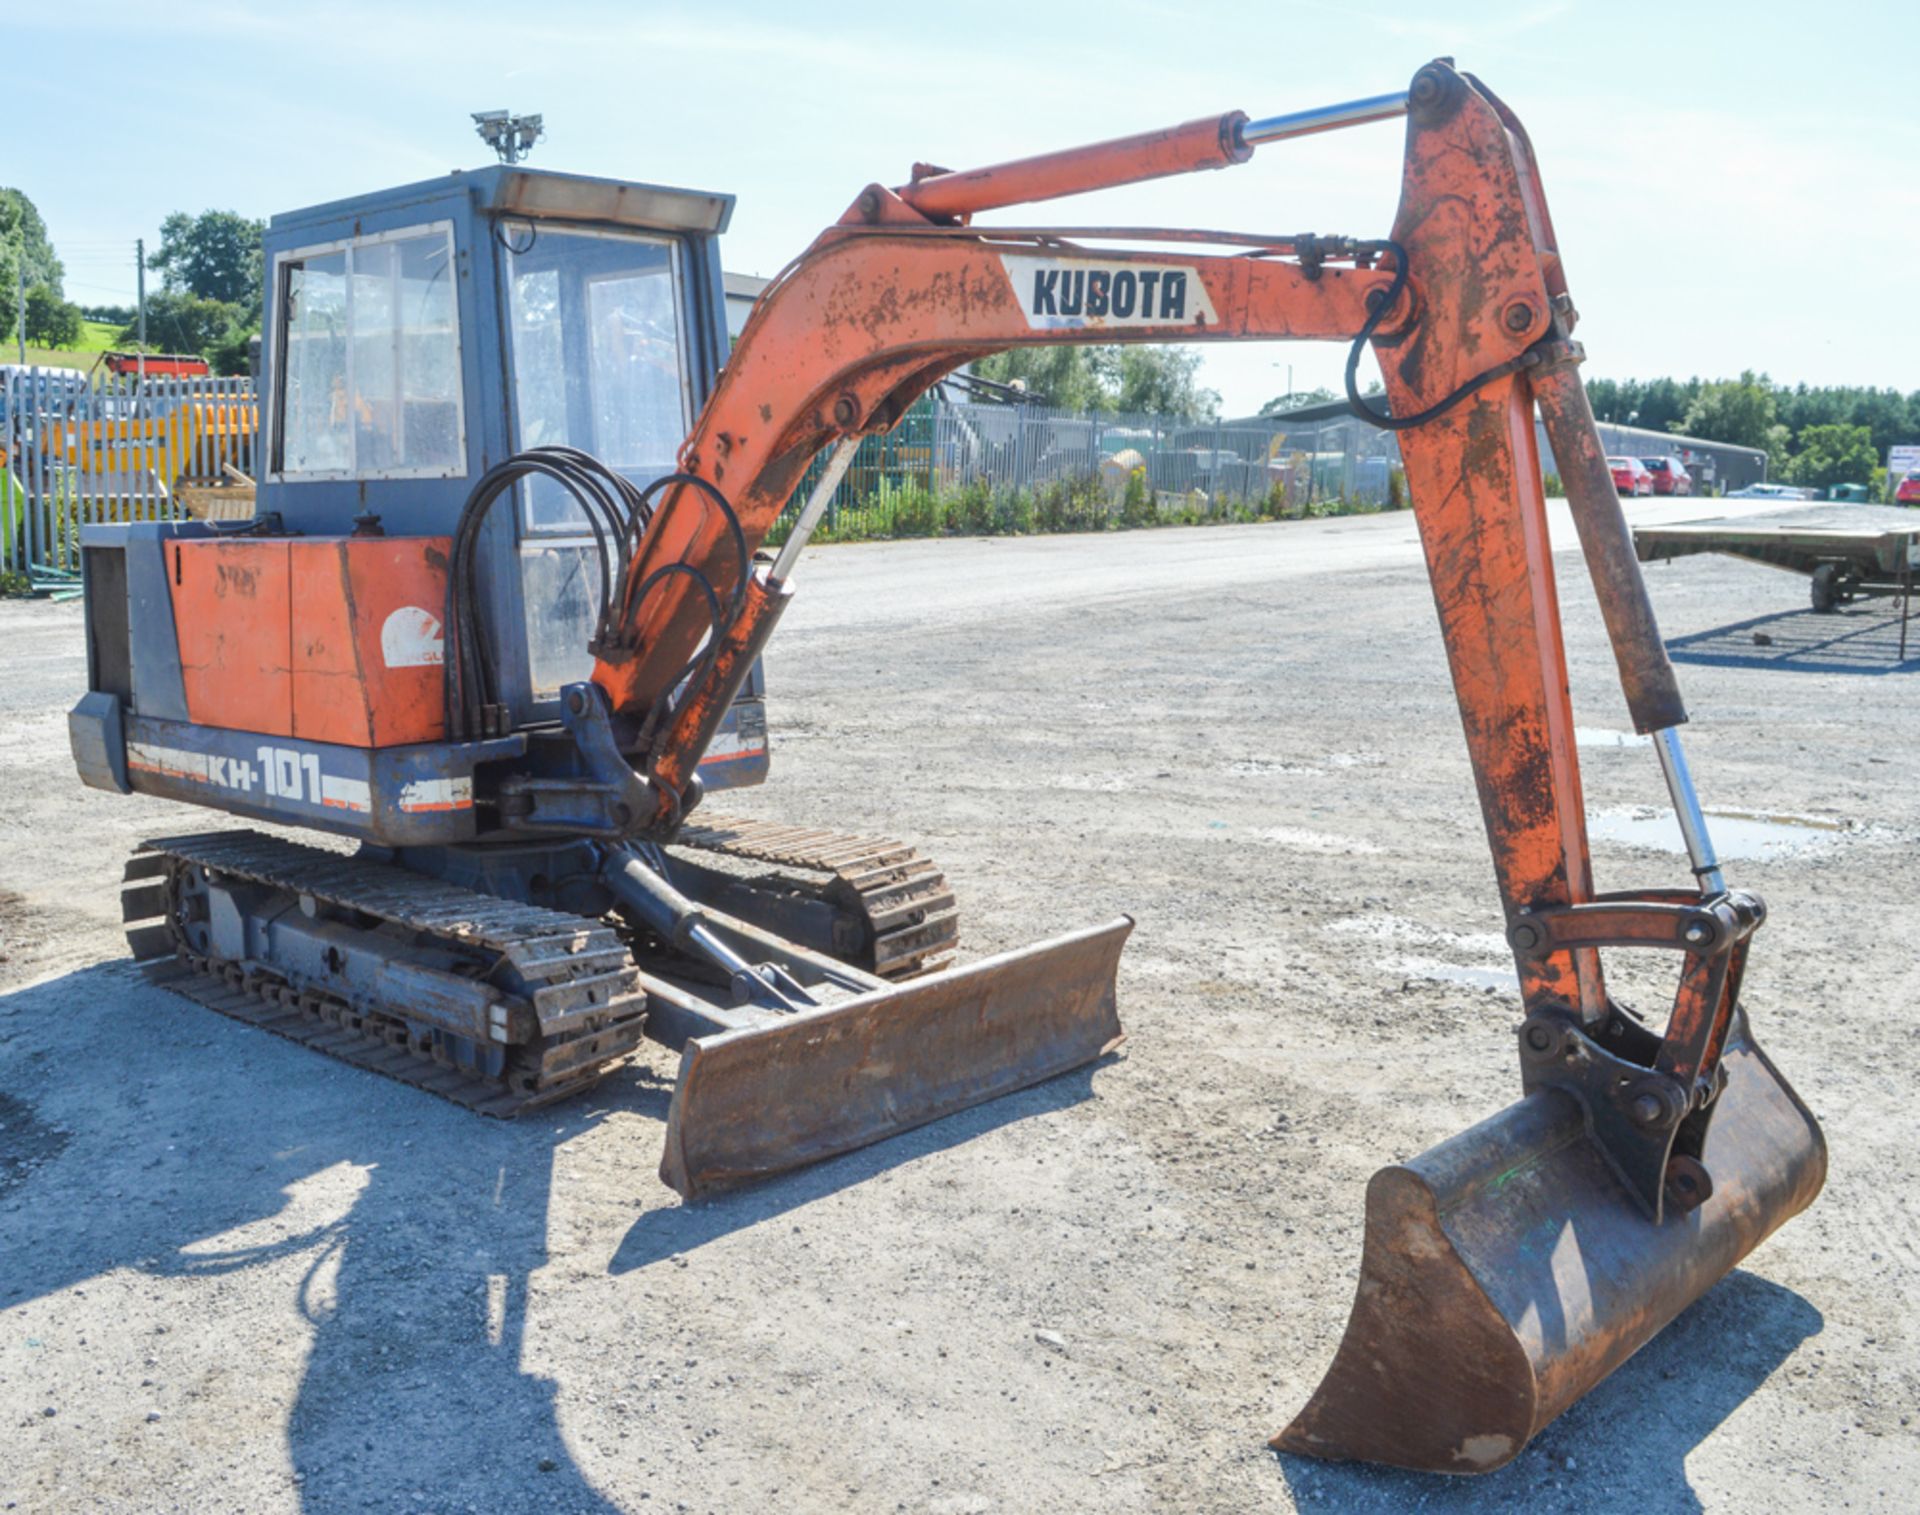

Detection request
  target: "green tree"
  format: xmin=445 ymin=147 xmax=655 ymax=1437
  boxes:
xmin=1783 ymin=423 xmax=1877 ymax=492
xmin=1097 ymin=346 xmax=1219 ymax=419
xmin=971 ymin=346 xmax=1110 ymax=411
xmin=119 ymin=290 xmax=251 ymax=358
xmin=1676 ymin=371 xmax=1779 ymax=451
xmin=975 ymin=343 xmax=1220 ymax=417
xmin=206 ymin=325 xmax=256 ymax=378
xmin=0 ymin=188 xmax=65 ymax=313
xmin=1259 ymin=385 xmax=1339 ymax=416
xmin=23 ymin=285 xmax=82 ymax=347
xmin=1586 ymin=376 xmax=1699 ymax=433
xmin=148 ymin=209 xmax=265 ymax=311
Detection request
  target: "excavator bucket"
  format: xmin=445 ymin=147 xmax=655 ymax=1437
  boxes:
xmin=658 ymin=917 xmax=1130 ymax=1198
xmin=1275 ymin=1012 xmax=1826 ymax=1473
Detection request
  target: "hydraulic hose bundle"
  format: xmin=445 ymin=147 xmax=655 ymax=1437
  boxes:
xmin=443 ymin=448 xmax=747 ymax=741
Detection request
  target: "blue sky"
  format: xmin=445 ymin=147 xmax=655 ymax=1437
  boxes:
xmin=11 ymin=0 xmax=1916 ymax=414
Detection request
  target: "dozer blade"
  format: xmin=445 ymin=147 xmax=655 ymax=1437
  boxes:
xmin=659 ymin=916 xmax=1131 ymax=1198
xmin=1276 ymin=1010 xmax=1825 ymax=1474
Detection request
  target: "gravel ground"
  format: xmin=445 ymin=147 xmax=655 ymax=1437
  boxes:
xmin=1 ymin=500 xmax=1916 ymax=1513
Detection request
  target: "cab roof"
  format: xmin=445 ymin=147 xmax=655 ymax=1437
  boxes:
xmin=266 ymin=164 xmax=733 ymax=241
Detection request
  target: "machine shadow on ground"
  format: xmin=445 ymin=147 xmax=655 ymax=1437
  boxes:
xmin=1274 ymin=1268 xmax=1823 ymax=1512
xmin=1666 ymin=604 xmax=1919 ymax=675
xmin=0 ymin=962 xmax=621 ymax=1511
xmin=607 ymin=1061 xmax=1109 ymax=1274
xmin=0 ymin=960 xmax=1115 ymax=1511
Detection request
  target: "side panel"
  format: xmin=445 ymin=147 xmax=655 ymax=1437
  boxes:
xmin=289 ymin=537 xmax=449 ymax=748
xmin=125 ymin=530 xmax=191 ymax=722
xmin=173 ymin=539 xmax=294 ymax=736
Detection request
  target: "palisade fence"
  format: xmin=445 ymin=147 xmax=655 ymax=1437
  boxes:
xmin=765 ymin=397 xmax=1404 ymax=544
xmin=1 ymin=366 xmax=259 ymax=579
xmin=2 ymin=369 xmax=1409 ymax=580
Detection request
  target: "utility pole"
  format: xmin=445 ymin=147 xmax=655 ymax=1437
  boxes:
xmin=15 ymin=258 xmax=24 ymax=364
xmin=135 ymin=237 xmax=147 ymax=384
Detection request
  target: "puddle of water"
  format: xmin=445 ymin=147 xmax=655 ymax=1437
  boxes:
xmin=1329 ymin=915 xmax=1508 ymax=956
xmin=1576 ymin=727 xmax=1652 ymax=749
xmin=1048 ymin=773 xmax=1134 ymax=792
xmin=1241 ymin=826 xmax=1384 ymax=855
xmin=1589 ymin=806 xmax=1848 ymax=861
xmin=1389 ymin=956 xmax=1519 ymax=994
xmin=1225 ymin=759 xmax=1320 ymax=777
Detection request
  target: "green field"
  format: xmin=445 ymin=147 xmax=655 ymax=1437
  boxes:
xmin=9 ymin=319 xmax=121 ymax=370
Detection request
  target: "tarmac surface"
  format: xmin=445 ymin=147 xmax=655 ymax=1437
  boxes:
xmin=2 ymin=498 xmax=1916 ymax=1512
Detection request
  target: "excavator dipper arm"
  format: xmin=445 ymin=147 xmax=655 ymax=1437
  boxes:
xmin=579 ymin=60 xmax=1824 ymax=1471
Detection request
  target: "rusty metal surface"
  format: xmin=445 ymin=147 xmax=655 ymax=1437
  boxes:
xmin=895 ymin=113 xmax=1249 ymax=220
xmin=1276 ymin=1012 xmax=1826 ymax=1473
xmin=1376 ymin=64 xmax=1610 ymax=1022
xmin=601 ymin=57 xmax=1830 ymax=1467
xmin=658 ymin=917 xmax=1130 ymax=1198
xmin=1534 ymin=354 xmax=1689 ymax=735
xmin=647 ymin=576 xmax=792 ymax=816
xmin=675 ymin=810 xmax=960 ymax=978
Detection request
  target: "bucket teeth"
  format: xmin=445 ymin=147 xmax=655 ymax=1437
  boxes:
xmin=1275 ymin=1012 xmax=1825 ymax=1473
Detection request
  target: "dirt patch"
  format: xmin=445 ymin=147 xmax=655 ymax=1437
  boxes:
xmin=0 ymin=1091 xmax=69 ymax=1202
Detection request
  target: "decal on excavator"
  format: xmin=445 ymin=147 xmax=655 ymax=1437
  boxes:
xmin=126 ymin=739 xmax=375 ymax=812
xmin=381 ymin=606 xmax=445 ymax=669
xmin=998 ymin=254 xmax=1220 ymax=331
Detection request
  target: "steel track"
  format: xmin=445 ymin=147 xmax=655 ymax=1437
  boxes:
xmin=675 ymin=811 xmax=960 ymax=978
xmin=123 ymin=831 xmax=649 ymax=1116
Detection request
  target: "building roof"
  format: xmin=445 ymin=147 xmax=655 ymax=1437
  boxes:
xmin=1230 ymin=399 xmax=1768 ymax=462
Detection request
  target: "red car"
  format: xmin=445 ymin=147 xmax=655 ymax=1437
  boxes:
xmin=1641 ymin=456 xmax=1693 ymax=496
xmin=1608 ymin=456 xmax=1654 ymax=496
xmin=1896 ymin=469 xmax=1920 ymax=506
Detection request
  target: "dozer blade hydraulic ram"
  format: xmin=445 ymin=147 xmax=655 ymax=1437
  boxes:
xmin=595 ymin=834 xmax=1128 ymax=1198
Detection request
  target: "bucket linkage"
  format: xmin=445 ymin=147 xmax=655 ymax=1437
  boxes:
xmin=1279 ymin=345 xmax=1827 ymax=1473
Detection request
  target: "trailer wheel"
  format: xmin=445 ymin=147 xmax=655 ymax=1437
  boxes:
xmin=1810 ymin=562 xmax=1841 ymax=613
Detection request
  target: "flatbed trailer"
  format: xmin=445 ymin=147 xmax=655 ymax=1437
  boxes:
xmin=1634 ymin=518 xmax=1919 ymax=646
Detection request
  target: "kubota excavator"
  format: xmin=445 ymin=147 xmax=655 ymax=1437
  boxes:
xmin=69 ymin=60 xmax=1824 ymax=1473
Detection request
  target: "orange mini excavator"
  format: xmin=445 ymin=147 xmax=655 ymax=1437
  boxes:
xmin=72 ymin=61 xmax=1824 ymax=1471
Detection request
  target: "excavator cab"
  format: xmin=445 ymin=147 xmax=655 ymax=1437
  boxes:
xmin=256 ymin=166 xmax=767 ymax=777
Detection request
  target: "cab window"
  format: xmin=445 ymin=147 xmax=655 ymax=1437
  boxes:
xmin=505 ymin=226 xmax=690 ymax=533
xmin=272 ymin=223 xmax=465 ymax=479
